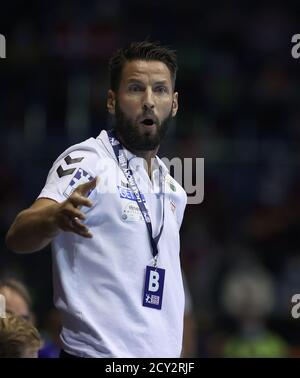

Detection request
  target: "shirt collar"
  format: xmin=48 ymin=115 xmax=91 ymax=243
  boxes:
xmin=97 ymin=130 xmax=169 ymax=176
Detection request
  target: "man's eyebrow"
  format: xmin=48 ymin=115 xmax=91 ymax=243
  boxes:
xmin=126 ymin=78 xmax=144 ymax=84
xmin=153 ymin=80 xmax=169 ymax=86
xmin=126 ymin=79 xmax=170 ymax=86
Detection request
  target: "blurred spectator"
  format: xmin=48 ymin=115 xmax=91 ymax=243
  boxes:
xmin=220 ymin=261 xmax=288 ymax=357
xmin=0 ymin=278 xmax=33 ymax=322
xmin=0 ymin=312 xmax=42 ymax=358
xmin=0 ymin=277 xmax=60 ymax=358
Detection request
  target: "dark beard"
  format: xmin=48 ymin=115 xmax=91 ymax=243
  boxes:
xmin=114 ymin=102 xmax=172 ymax=151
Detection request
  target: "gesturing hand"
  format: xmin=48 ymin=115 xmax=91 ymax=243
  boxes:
xmin=55 ymin=177 xmax=98 ymax=238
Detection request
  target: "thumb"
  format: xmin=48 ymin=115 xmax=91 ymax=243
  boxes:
xmin=76 ymin=176 xmax=99 ymax=197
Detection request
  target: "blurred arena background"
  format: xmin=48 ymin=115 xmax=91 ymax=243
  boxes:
xmin=1 ymin=0 xmax=300 ymax=357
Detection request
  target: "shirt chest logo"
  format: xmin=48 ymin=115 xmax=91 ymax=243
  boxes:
xmin=121 ymin=202 xmax=143 ymax=222
xmin=117 ymin=185 xmax=145 ymax=202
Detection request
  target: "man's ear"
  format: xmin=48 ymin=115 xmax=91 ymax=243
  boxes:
xmin=172 ymin=92 xmax=178 ymax=117
xmin=107 ymin=89 xmax=116 ymax=115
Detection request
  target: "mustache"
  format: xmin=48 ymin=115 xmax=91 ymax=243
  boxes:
xmin=138 ymin=111 xmax=160 ymax=125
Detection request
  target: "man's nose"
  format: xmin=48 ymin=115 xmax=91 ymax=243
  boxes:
xmin=142 ymin=88 xmax=155 ymax=110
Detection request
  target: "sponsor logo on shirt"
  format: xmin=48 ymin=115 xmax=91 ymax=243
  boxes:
xmin=117 ymin=186 xmax=145 ymax=202
xmin=170 ymin=199 xmax=176 ymax=214
xmin=165 ymin=177 xmax=177 ymax=192
xmin=121 ymin=203 xmax=143 ymax=222
xmin=64 ymin=168 xmax=94 ymax=198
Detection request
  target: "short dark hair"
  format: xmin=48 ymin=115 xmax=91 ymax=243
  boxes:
xmin=109 ymin=41 xmax=177 ymax=91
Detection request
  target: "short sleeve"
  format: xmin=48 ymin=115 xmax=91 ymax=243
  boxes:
xmin=37 ymin=140 xmax=100 ymax=204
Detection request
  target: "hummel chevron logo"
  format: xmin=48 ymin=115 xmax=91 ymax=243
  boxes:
xmin=57 ymin=155 xmax=84 ymax=178
xmin=57 ymin=166 xmax=76 ymax=178
xmin=64 ymin=155 xmax=84 ymax=165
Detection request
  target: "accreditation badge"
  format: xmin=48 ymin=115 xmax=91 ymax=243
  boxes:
xmin=142 ymin=266 xmax=165 ymax=310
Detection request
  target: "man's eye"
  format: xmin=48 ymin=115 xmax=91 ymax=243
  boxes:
xmin=129 ymin=85 xmax=142 ymax=92
xmin=155 ymin=86 xmax=167 ymax=93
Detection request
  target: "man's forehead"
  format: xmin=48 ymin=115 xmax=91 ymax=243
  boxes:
xmin=121 ymin=60 xmax=172 ymax=83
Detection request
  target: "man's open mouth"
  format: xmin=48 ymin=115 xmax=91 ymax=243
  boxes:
xmin=141 ymin=118 xmax=155 ymax=125
xmin=140 ymin=114 xmax=159 ymax=126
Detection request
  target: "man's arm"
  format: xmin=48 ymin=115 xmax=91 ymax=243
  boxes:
xmin=5 ymin=178 xmax=97 ymax=254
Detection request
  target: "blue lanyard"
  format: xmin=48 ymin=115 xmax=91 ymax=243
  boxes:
xmin=107 ymin=130 xmax=165 ymax=262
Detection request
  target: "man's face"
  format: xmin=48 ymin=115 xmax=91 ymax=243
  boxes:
xmin=107 ymin=60 xmax=178 ymax=150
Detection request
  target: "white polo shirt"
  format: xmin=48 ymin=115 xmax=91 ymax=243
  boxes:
xmin=38 ymin=130 xmax=187 ymax=358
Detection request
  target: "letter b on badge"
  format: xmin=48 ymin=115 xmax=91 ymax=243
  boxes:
xmin=143 ymin=266 xmax=165 ymax=310
xmin=149 ymin=270 xmax=159 ymax=292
